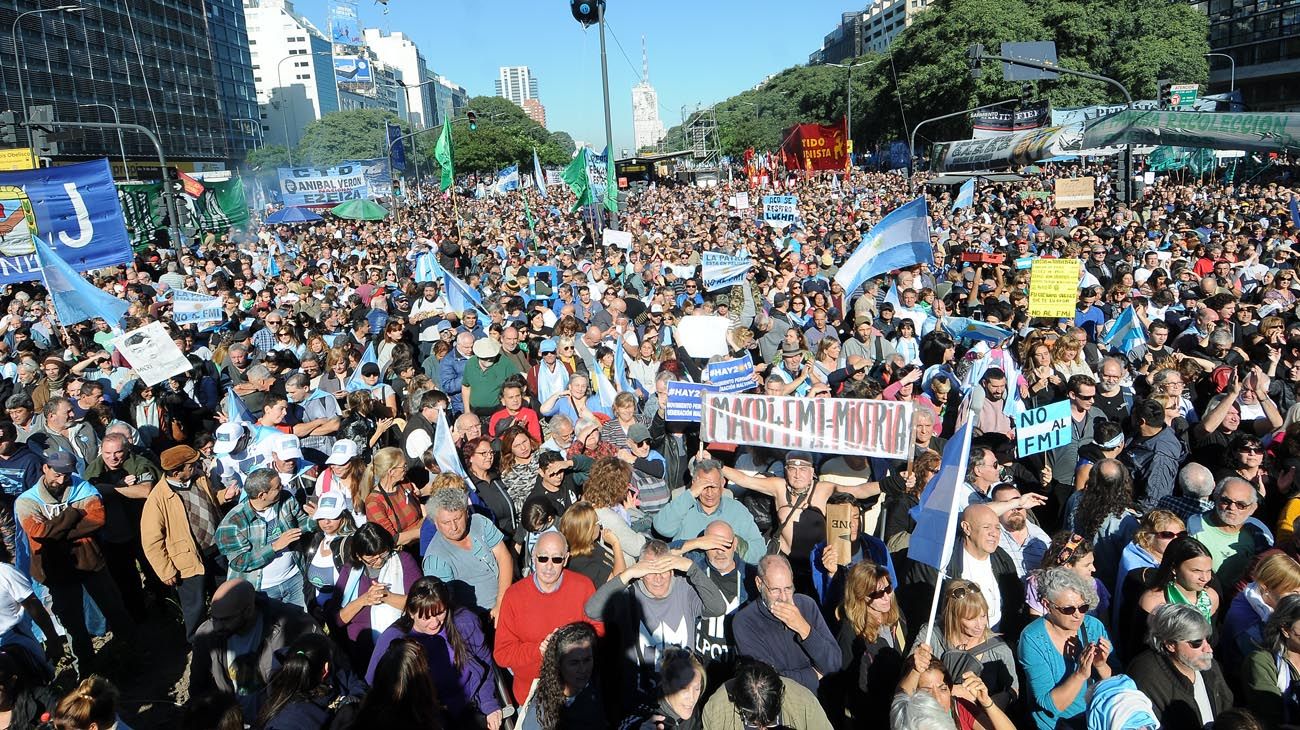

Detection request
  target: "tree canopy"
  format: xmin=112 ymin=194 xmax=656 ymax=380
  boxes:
xmin=662 ymin=0 xmax=1209 ymax=155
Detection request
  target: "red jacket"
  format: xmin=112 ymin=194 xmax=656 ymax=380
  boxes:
xmin=494 ymin=570 xmax=604 ymax=703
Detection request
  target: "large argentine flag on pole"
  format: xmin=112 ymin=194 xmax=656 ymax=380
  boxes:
xmin=1102 ymin=304 xmax=1146 ymax=355
xmin=952 ymin=178 xmax=976 ymax=211
xmin=834 ymin=196 xmax=933 ymax=296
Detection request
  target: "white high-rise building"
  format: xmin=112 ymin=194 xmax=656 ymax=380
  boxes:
xmin=631 ymin=37 xmax=665 ymax=152
xmin=242 ymin=0 xmax=339 ymax=150
xmin=496 ymin=66 xmax=539 ymax=106
xmin=363 ymin=29 xmax=436 ymax=128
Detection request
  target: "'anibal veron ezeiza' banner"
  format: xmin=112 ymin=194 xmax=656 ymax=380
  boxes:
xmin=700 ymin=393 xmax=913 ymax=459
xmin=278 ymin=163 xmax=371 ymax=207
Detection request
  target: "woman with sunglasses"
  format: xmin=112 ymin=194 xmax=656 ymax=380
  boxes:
xmin=1016 ymin=567 xmax=1113 ymax=730
xmin=1026 ymin=533 xmax=1109 ymax=619
xmin=1131 ymin=535 xmax=1218 ymax=662
xmin=822 ymin=562 xmax=905 ymax=724
xmin=1222 ymin=551 xmax=1300 ymax=675
xmin=912 ymin=578 xmax=1019 ymax=711
xmin=1113 ymin=510 xmax=1186 ymax=626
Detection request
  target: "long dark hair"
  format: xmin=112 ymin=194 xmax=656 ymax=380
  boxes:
xmin=352 ymin=638 xmax=442 ymax=730
xmin=393 ymin=577 xmax=471 ymax=672
xmin=1147 ymin=535 xmax=1213 ymax=590
xmin=534 ymin=622 xmax=598 ymax=730
xmin=1073 ymin=458 xmax=1134 ymax=539
xmin=259 ymin=633 xmax=335 ymax=726
xmin=347 ymin=522 xmax=396 ymax=568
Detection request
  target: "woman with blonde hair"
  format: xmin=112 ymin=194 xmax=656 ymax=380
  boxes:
xmin=1113 ymin=509 xmax=1185 ymax=625
xmin=319 ymin=345 xmax=356 ymax=396
xmin=359 ymin=446 xmax=425 ymax=550
xmin=1050 ymin=334 xmax=1091 ymax=381
xmin=829 ymin=562 xmax=905 ymax=723
xmin=559 ymin=500 xmax=624 ymax=587
xmin=1223 ymin=551 xmax=1300 ymax=671
xmin=47 ymin=675 xmax=129 ymax=730
xmin=913 ymin=579 xmax=1018 ymax=710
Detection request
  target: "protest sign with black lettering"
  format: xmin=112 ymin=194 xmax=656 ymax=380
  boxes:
xmin=763 ymin=195 xmax=799 ymax=229
xmin=1017 ymin=399 xmax=1071 ymax=456
xmin=700 ymin=394 xmax=912 ymax=458
xmin=112 ymin=321 xmax=192 ymax=386
xmin=701 ymin=251 xmax=754 ymax=292
xmin=172 ymin=289 xmax=223 ymax=325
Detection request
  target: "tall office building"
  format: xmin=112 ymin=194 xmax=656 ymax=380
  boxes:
xmin=433 ymin=74 xmax=468 ymax=125
xmin=495 ymin=65 xmax=538 ymax=106
xmin=1193 ymin=0 xmax=1299 ymax=111
xmin=631 ymin=37 xmax=665 ymax=152
xmin=0 ymin=0 xmax=257 ymax=171
xmin=809 ymin=1 xmax=932 ymax=63
xmin=363 ymin=28 xmax=434 ymax=127
xmin=243 ymin=0 xmax=339 ymax=151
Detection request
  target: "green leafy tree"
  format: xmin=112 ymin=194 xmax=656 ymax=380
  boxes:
xmin=439 ymin=95 xmax=573 ymax=175
xmin=295 ymin=108 xmax=411 ymax=168
xmin=245 ymin=144 xmax=290 ymax=172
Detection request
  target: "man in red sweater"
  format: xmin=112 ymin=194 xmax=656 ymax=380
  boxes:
xmin=494 ymin=530 xmax=603 ymax=703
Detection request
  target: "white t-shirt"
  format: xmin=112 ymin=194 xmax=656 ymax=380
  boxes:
xmin=257 ymin=506 xmax=299 ymax=589
xmin=0 ymin=562 xmax=34 ymax=635
xmin=961 ymin=549 xmax=1003 ymax=630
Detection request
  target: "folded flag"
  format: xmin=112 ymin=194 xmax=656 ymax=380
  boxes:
xmin=1101 ymin=304 xmax=1146 ymax=355
xmin=35 ymin=236 xmax=129 ymax=330
xmin=952 ymin=178 xmax=975 ymax=211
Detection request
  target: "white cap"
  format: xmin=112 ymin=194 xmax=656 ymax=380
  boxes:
xmin=213 ymin=422 xmax=249 ymax=455
xmin=326 ymin=439 xmax=360 ymax=465
xmin=314 ymin=491 xmax=348 ymax=520
xmin=270 ymin=432 xmax=303 ymax=460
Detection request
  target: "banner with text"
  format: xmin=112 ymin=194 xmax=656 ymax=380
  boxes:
xmin=277 ymin=163 xmax=371 ymax=207
xmin=172 ymin=289 xmax=224 ymax=326
xmin=781 ymin=121 xmax=849 ymax=171
xmin=762 ymin=195 xmax=799 ymax=229
xmin=701 ymin=251 xmax=753 ymax=292
xmin=930 ymin=126 xmax=1065 ymax=173
xmin=704 ymin=353 xmax=756 ymax=393
xmin=666 ymin=381 xmax=713 ymax=423
xmin=1028 ymin=258 xmax=1082 ymax=318
xmin=1053 ymin=177 xmax=1095 ymax=209
xmin=1017 ymin=399 xmax=1071 ymax=456
xmin=700 ymin=394 xmax=913 ymax=458
xmin=972 ymin=100 xmax=1052 ymax=139
xmin=1080 ymin=110 xmax=1300 ymax=154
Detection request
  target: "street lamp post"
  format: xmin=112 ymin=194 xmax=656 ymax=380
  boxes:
xmin=907 ymin=99 xmax=1019 ymax=194
xmin=11 ymin=5 xmax=86 ymax=144
xmin=274 ymin=52 xmax=332 ymax=166
xmin=827 ymin=61 xmax=870 ymax=165
xmin=231 ymin=117 xmax=263 ymax=150
xmin=596 ymin=2 xmax=617 ymax=230
xmin=1204 ymin=52 xmax=1235 ymax=93
xmin=79 ymin=103 xmax=127 ymax=177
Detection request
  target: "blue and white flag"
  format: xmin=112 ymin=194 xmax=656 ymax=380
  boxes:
xmin=442 ymin=269 xmax=488 ymax=316
xmin=1000 ymin=346 xmax=1026 ymax=418
xmin=952 ymin=178 xmax=976 ymax=211
xmin=346 ymin=344 xmax=378 ymax=392
xmin=908 ymin=404 xmax=974 ymax=573
xmin=593 ymin=365 xmax=618 ymax=412
xmin=941 ymin=316 xmax=1014 ymax=345
xmin=1102 ymin=304 xmax=1146 ymax=355
xmin=701 ymin=250 xmax=753 ymax=292
xmin=34 ymin=236 xmax=129 ymax=330
xmin=834 ymin=197 xmax=933 ymax=296
xmin=267 ymin=255 xmax=280 ymax=277
xmin=414 ymin=252 xmax=442 ymax=283
xmin=533 ymin=148 xmax=548 ymax=199
xmin=494 ymin=165 xmax=520 ymax=195
xmin=433 ymin=408 xmax=466 ymax=477
xmin=1290 ymin=196 xmax=1300 ymax=230
xmin=613 ymin=341 xmax=634 ymax=396
xmin=224 ymin=386 xmax=255 ymax=424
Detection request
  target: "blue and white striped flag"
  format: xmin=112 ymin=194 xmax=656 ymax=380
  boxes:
xmin=494 ymin=165 xmax=520 ymax=195
xmin=35 ymin=236 xmax=130 ymax=331
xmin=952 ymin=178 xmax=976 ymax=211
xmin=415 ymin=252 xmax=441 ymax=283
xmin=442 ymin=269 xmax=488 ymax=317
xmin=224 ymin=387 xmax=255 ymax=424
xmin=433 ymin=408 xmax=466 ymax=477
xmin=942 ymin=316 xmax=1014 ymax=345
xmin=908 ymin=404 xmax=974 ymax=572
xmin=533 ymin=148 xmax=548 ymax=199
xmin=1102 ymin=304 xmax=1146 ymax=355
xmin=613 ymin=341 xmax=633 ymax=396
xmin=834 ymin=197 xmax=933 ymax=296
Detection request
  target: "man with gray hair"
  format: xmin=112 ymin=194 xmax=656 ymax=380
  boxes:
xmin=1127 ymin=603 xmax=1232 ymax=727
xmin=732 ymin=553 xmax=840 ymax=692
xmin=652 ymin=458 xmax=766 ymax=565
xmin=1188 ymin=475 xmax=1274 ymax=591
xmin=213 ymin=468 xmax=312 ymax=608
xmin=439 ymin=331 xmax=476 ymax=416
xmin=422 ymin=486 xmax=513 ymax=618
xmin=1156 ymin=463 xmax=1216 ymax=521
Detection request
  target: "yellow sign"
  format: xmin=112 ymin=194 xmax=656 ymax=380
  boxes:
xmin=1028 ymin=258 xmax=1082 ymax=318
xmin=1054 ymin=177 xmax=1095 ymax=209
xmin=0 ymin=148 xmax=34 ymax=172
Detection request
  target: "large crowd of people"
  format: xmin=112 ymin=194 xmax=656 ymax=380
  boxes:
xmin=1 ymin=158 xmax=1299 ymax=730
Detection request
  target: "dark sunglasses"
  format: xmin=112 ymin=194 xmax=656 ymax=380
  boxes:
xmin=948 ymin=584 xmax=981 ymax=600
xmin=1184 ymin=638 xmax=1207 ymax=648
xmin=1051 ymin=602 xmax=1091 ymax=616
xmin=534 ymin=555 xmax=565 ymax=564
xmin=632 ymin=439 xmax=650 ymax=448
xmin=1155 ymin=530 xmax=1188 ymax=540
xmin=867 ymin=585 xmax=894 ymax=601
xmin=1240 ymin=445 xmax=1264 ymax=453
xmin=1218 ymin=496 xmax=1253 ymax=510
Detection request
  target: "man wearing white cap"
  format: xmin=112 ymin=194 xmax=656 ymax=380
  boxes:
xmin=212 ymin=422 xmax=269 ymax=491
xmin=266 ymin=433 xmax=313 ymax=507
xmin=462 ymin=337 xmax=521 ymax=423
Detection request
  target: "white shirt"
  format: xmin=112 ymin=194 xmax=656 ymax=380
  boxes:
xmin=0 ymin=562 xmax=33 ymax=635
xmin=257 ymin=506 xmax=299 ymax=588
xmin=961 ymin=549 xmax=1003 ymax=629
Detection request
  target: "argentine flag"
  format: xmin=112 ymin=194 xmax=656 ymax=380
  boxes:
xmin=908 ymin=401 xmax=975 ymax=572
xmin=941 ymin=316 xmax=1013 ymax=345
xmin=952 ymin=178 xmax=976 ymax=211
xmin=36 ymin=236 xmax=130 ymax=331
xmin=224 ymin=387 xmax=255 ymax=424
xmin=833 ymin=197 xmax=933 ymax=296
xmin=494 ymin=165 xmax=520 ymax=195
xmin=414 ymin=252 xmax=442 ymax=283
xmin=533 ymin=148 xmax=548 ymax=199
xmin=433 ymin=408 xmax=466 ymax=477
xmin=443 ymin=269 xmax=488 ymax=317
xmin=346 ymin=344 xmax=379 ymax=392
xmin=1102 ymin=304 xmax=1146 ymax=355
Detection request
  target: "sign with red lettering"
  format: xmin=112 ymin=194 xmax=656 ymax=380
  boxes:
xmin=700 ymin=394 xmax=913 ymax=459
xmin=780 ymin=120 xmax=849 ymax=172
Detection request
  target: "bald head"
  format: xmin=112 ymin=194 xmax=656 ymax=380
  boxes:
xmin=536 ymin=530 xmax=568 ymax=556
xmin=961 ymin=504 xmax=1000 ymax=557
xmin=704 ymin=520 xmax=734 ymax=542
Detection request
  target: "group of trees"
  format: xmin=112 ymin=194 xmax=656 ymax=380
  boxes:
xmin=245 ymin=96 xmax=577 ymax=180
xmin=662 ymin=0 xmax=1210 ymax=156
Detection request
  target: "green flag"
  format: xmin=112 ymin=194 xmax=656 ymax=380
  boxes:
xmin=523 ymin=192 xmax=536 ymax=233
xmin=561 ymin=148 xmax=594 ymax=212
xmin=435 ymin=118 xmax=454 ymax=191
xmin=190 ymin=179 xmax=250 ymax=232
xmin=603 ymin=151 xmax=618 ymax=214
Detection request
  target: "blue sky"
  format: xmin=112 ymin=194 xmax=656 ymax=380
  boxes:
xmin=291 ymin=0 xmax=856 ymax=153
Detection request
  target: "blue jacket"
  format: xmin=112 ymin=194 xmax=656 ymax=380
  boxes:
xmin=733 ymin=594 xmax=841 ymax=693
xmin=439 ymin=350 xmax=470 ymax=413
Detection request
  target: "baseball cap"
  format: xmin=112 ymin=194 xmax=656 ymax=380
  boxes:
xmin=326 ymin=439 xmax=360 ymax=465
xmin=214 ymin=422 xmax=249 ymax=455
xmin=270 ymin=432 xmax=303 ymax=461
xmin=44 ymin=451 xmax=77 ymax=474
xmin=538 ymin=338 xmax=557 ymax=354
xmin=314 ymin=491 xmax=348 ymax=520
xmin=627 ymin=424 xmax=652 ymax=444
xmin=773 ymin=293 xmax=789 ymax=307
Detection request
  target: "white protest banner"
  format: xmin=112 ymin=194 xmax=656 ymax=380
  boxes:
xmin=701 ymin=250 xmax=753 ymax=292
xmin=704 ymin=353 xmax=756 ymax=393
xmin=1017 ymin=399 xmax=1071 ymax=456
xmin=602 ymin=229 xmax=633 ymax=250
xmin=730 ymin=192 xmax=751 ymax=209
xmin=763 ymin=195 xmax=799 ymax=229
xmin=676 ymin=316 xmax=732 ymax=359
xmin=545 ymin=169 xmax=564 ymax=186
xmin=665 ymin=381 xmax=711 ymax=423
xmin=112 ymin=321 xmax=192 ymax=386
xmin=171 ymin=289 xmax=223 ymax=326
xmin=701 ymin=394 xmax=913 ymax=458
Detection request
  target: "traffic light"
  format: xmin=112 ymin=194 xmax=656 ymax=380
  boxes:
xmin=0 ymin=111 xmax=15 ymax=145
xmin=1157 ymin=79 xmax=1173 ymax=110
xmin=466 ymin=110 xmax=478 ymax=131
xmin=968 ymin=44 xmax=985 ymax=79
xmin=570 ymin=0 xmax=603 ymax=26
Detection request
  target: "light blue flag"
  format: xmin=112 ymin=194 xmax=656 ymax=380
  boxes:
xmin=613 ymin=342 xmax=634 ymax=396
xmin=301 ymin=388 xmax=334 ymax=405
xmin=1291 ymin=196 xmax=1300 ymax=230
xmin=833 ymin=197 xmax=933 ymax=296
xmin=268 ymin=255 xmax=280 ymax=277
xmin=34 ymin=236 xmax=129 ymax=330
xmin=224 ymin=387 xmax=255 ymax=424
xmin=999 ymin=346 xmax=1026 ymax=418
xmin=442 ymin=270 xmax=488 ymax=317
xmin=346 ymin=344 xmax=378 ymax=392
xmin=952 ymin=178 xmax=976 ymax=211
xmin=941 ymin=317 xmax=1014 ymax=345
xmin=494 ymin=165 xmax=520 ymax=195
xmin=1102 ymin=304 xmax=1146 ymax=355
xmin=433 ymin=408 xmax=466 ymax=477
xmin=414 ymin=252 xmax=442 ymax=283
xmin=533 ymin=147 xmax=548 ymax=199
xmin=593 ymin=366 xmax=618 ymax=412
xmin=908 ymin=406 xmax=974 ymax=572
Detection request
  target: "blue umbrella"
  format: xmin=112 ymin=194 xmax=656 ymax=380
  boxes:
xmin=265 ymin=206 xmax=323 ymax=224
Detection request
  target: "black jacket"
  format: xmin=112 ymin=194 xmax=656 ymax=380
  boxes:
xmin=1126 ymin=649 xmax=1233 ymax=728
xmin=899 ymin=542 xmax=1027 ymax=646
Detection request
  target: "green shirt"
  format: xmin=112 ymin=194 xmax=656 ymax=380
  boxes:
xmin=462 ymin=356 xmax=521 ymax=410
xmin=1195 ymin=520 xmax=1267 ymax=589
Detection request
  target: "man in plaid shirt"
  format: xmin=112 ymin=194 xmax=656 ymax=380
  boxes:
xmin=214 ymin=467 xmax=314 ymax=609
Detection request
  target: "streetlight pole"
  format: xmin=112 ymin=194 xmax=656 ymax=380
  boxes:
xmin=231 ymin=117 xmax=263 ymax=150
xmin=827 ymin=61 xmax=869 ymax=164
xmin=1204 ymin=52 xmax=1235 ymax=94
xmin=11 ymin=5 xmax=86 ymax=145
xmin=596 ymin=2 xmax=618 ymax=230
xmin=79 ymin=103 xmax=127 ymax=177
xmin=274 ymin=52 xmax=331 ymax=166
xmin=908 ymin=99 xmax=1019 ymax=194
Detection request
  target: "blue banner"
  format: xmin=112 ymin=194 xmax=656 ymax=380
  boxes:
xmin=0 ymin=158 xmax=133 ymax=283
xmin=701 ymin=251 xmax=753 ymax=292
xmin=387 ymin=123 xmax=406 ymax=174
xmin=666 ymin=381 xmax=712 ymax=423
xmin=277 ymin=164 xmax=370 ymax=207
xmin=704 ymin=353 xmax=756 ymax=394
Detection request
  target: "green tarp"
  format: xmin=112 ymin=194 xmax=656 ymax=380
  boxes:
xmin=1081 ymin=110 xmax=1300 ymax=154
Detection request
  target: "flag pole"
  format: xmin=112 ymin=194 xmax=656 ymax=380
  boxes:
xmin=920 ymin=391 xmax=979 ymax=649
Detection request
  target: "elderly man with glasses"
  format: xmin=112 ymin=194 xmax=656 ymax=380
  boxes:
xmin=1188 ymin=476 xmax=1274 ymax=594
xmin=1127 ymin=603 xmax=1233 ymax=728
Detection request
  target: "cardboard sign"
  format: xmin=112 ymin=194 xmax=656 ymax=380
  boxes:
xmin=1017 ymin=399 xmax=1072 ymax=456
xmin=1027 ymin=258 xmax=1081 ymax=318
xmin=826 ymin=502 xmax=855 ymax=566
xmin=730 ymin=192 xmax=751 ymax=210
xmin=763 ymin=195 xmax=799 ymax=229
xmin=112 ymin=321 xmax=192 ymax=386
xmin=704 ymin=353 xmax=756 ymax=393
xmin=665 ymin=381 xmax=711 ymax=423
xmin=700 ymin=394 xmax=913 ymax=459
xmin=1054 ymin=177 xmax=1095 ymax=209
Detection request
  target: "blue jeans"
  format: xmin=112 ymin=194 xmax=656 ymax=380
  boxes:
xmin=261 ymin=575 xmax=306 ymax=609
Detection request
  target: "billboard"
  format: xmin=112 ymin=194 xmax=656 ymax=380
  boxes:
xmin=334 ymin=56 xmax=373 ymax=94
xmin=972 ymin=100 xmax=1052 ymax=139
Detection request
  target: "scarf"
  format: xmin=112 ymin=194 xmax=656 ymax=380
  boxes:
xmin=537 ymin=361 xmax=569 ymax=404
xmin=1245 ymin=581 xmax=1273 ymax=623
xmin=1165 ymin=582 xmax=1213 ymax=624
xmin=342 ymin=554 xmax=404 ymax=637
xmin=170 ymin=478 xmax=221 ymax=552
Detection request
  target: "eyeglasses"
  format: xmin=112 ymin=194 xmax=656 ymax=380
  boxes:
xmin=473 ymin=449 xmax=493 ymax=457
xmin=1073 ymin=393 xmax=1096 ymax=401
xmin=948 ymin=584 xmax=981 ymax=600
xmin=1218 ymin=496 xmax=1253 ymax=510
xmin=1050 ymin=602 xmax=1091 ymax=616
xmin=632 ymin=440 xmax=650 ymax=448
xmin=1241 ymin=445 xmax=1264 ymax=453
xmin=867 ymin=585 xmax=894 ymax=600
xmin=1155 ymin=530 xmax=1188 ymax=540
xmin=534 ymin=555 xmax=566 ymax=564
xmin=1184 ymin=638 xmax=1207 ymax=648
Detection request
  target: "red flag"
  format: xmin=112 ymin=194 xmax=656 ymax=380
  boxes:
xmin=177 ymin=169 xmax=205 ymax=197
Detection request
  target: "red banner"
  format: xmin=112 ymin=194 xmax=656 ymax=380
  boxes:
xmin=781 ymin=120 xmax=848 ymax=172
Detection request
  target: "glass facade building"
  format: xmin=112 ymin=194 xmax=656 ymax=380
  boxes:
xmin=1193 ymin=0 xmax=1300 ymax=111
